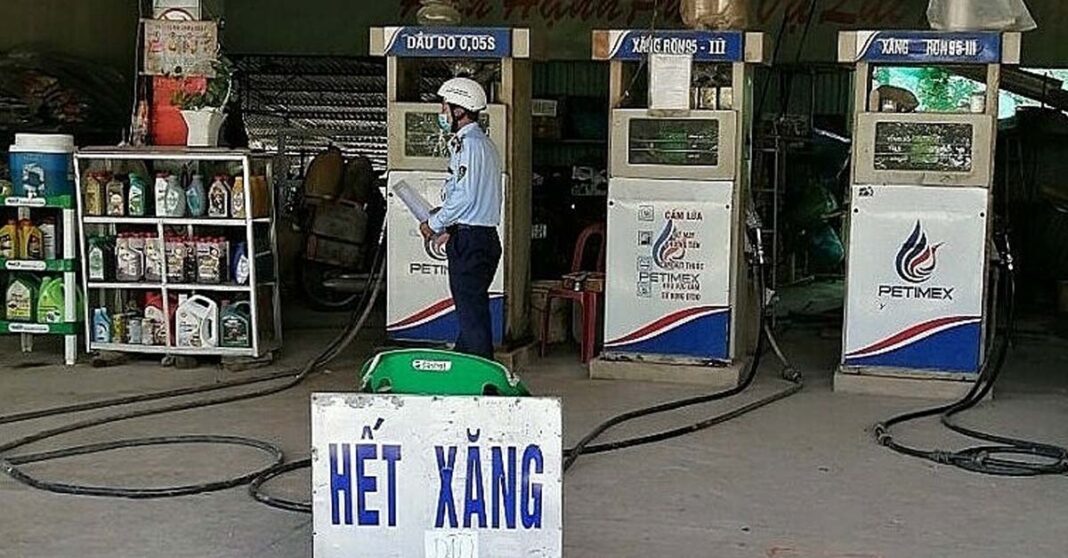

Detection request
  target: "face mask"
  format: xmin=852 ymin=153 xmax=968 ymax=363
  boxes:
xmin=437 ymin=113 xmax=451 ymax=133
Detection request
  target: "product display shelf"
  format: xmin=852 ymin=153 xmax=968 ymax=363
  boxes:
xmin=73 ymin=148 xmax=283 ymax=359
xmin=0 ymin=194 xmax=79 ymax=365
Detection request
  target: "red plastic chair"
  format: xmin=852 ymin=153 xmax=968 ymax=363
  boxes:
xmin=539 ymin=223 xmax=606 ymax=363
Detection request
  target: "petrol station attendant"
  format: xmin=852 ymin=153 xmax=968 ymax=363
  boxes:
xmin=420 ymin=77 xmax=503 ymax=360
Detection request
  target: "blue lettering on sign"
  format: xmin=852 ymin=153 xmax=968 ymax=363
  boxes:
xmin=435 ymin=439 xmax=545 ymax=530
xmin=435 ymin=446 xmax=459 ymax=528
xmin=385 ymin=26 xmax=512 ymax=59
xmin=491 ymin=447 xmax=518 ymax=529
xmin=608 ymin=30 xmax=744 ymax=62
xmin=858 ymin=31 xmax=1001 ymax=64
xmin=521 ymin=445 xmax=544 ymax=529
xmin=328 ymin=440 xmax=402 ymax=527
xmin=463 ymin=434 xmax=487 ymax=528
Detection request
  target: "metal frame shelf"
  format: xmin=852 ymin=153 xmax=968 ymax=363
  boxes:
xmin=0 ymin=197 xmax=79 ymax=365
xmin=74 ymin=148 xmax=283 ymax=359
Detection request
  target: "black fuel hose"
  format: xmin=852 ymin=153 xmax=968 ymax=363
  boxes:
xmin=249 ymin=224 xmax=805 ymax=511
xmin=0 ymin=229 xmax=387 ymax=499
xmin=873 ymin=236 xmax=1068 ymax=477
xmin=562 ymin=239 xmax=804 ymax=472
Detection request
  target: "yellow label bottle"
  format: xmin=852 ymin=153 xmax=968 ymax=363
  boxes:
xmin=17 ymin=219 xmax=43 ymax=260
xmin=0 ymin=220 xmax=16 ymax=259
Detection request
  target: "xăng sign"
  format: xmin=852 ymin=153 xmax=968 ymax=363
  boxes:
xmin=311 ymin=393 xmax=563 ymax=557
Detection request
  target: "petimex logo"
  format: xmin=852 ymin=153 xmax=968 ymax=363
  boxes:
xmin=879 ymin=221 xmax=953 ymax=301
xmin=652 ymin=219 xmax=686 ymax=270
xmin=895 ymin=221 xmax=942 ymax=284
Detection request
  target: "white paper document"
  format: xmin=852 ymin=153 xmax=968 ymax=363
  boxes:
xmin=393 ymin=180 xmax=434 ymax=223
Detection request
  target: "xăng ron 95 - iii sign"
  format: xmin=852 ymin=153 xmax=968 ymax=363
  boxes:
xmin=312 ymin=394 xmax=562 ymax=557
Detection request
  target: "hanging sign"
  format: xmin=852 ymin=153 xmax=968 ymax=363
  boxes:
xmin=142 ymin=19 xmax=218 ymax=76
xmin=852 ymin=31 xmax=1002 ymax=64
xmin=594 ymin=30 xmax=745 ymax=62
xmin=311 ymin=393 xmax=563 ymax=558
xmin=382 ymin=26 xmax=513 ymax=58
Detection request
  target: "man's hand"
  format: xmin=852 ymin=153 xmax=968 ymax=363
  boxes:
xmin=419 ymin=221 xmax=434 ymax=241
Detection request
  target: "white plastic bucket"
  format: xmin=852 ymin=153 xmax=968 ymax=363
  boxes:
xmin=8 ymin=133 xmax=75 ymax=198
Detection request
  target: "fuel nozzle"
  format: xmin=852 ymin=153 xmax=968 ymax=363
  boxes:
xmin=744 ymin=207 xmax=765 ymax=267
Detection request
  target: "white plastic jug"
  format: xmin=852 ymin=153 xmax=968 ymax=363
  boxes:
xmin=175 ymin=294 xmax=219 ymax=348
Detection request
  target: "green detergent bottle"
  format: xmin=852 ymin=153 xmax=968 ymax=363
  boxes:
xmin=36 ymin=276 xmax=65 ymax=323
xmin=359 ymin=349 xmax=529 ymax=396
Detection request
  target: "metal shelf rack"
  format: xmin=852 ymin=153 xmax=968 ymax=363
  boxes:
xmin=0 ymin=196 xmax=79 ymax=365
xmin=73 ymin=148 xmax=282 ymax=359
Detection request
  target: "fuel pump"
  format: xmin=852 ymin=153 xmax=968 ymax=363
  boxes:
xmin=588 ymin=30 xmax=768 ymax=385
xmin=835 ymin=31 xmax=1021 ymax=397
xmin=370 ymin=27 xmax=533 ymax=352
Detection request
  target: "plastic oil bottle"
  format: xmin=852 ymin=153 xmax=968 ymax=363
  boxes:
xmin=36 ymin=276 xmax=65 ymax=323
xmin=17 ymin=219 xmax=43 ymax=260
xmin=6 ymin=274 xmax=38 ymax=322
xmin=220 ymin=300 xmax=252 ymax=348
xmin=0 ymin=220 xmax=17 ymax=259
xmin=175 ymin=294 xmax=218 ymax=348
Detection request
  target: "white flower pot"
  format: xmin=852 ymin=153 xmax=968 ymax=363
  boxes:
xmin=180 ymin=108 xmax=225 ymax=147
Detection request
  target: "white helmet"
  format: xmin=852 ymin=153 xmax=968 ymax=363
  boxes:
xmin=437 ymin=77 xmax=488 ymax=112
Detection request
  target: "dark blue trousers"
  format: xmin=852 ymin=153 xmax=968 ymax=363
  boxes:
xmin=446 ymin=226 xmax=501 ymax=359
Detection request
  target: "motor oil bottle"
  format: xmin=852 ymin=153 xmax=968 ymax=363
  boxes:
xmin=6 ymin=274 xmax=38 ymax=322
xmin=175 ymin=294 xmax=218 ymax=348
xmin=106 ymin=174 xmax=126 ymax=216
xmin=39 ymin=217 xmax=56 ymax=260
xmin=92 ymin=307 xmax=111 ymax=343
xmin=164 ymin=175 xmax=186 ymax=217
xmin=231 ymin=241 xmax=250 ymax=285
xmin=17 ymin=219 xmax=43 ymax=260
xmin=144 ymin=291 xmax=173 ymax=345
xmin=84 ymin=172 xmax=106 ymax=216
xmin=87 ymin=235 xmax=111 ymax=281
xmin=231 ymin=177 xmax=246 ymax=218
xmin=0 ymin=220 xmax=17 ymax=259
xmin=186 ymin=174 xmax=206 ymax=217
xmin=128 ymin=173 xmax=148 ymax=216
xmin=36 ymin=276 xmax=65 ymax=323
xmin=207 ymin=175 xmax=230 ymax=218
xmin=219 ymin=300 xmax=251 ymax=348
xmin=154 ymin=173 xmax=169 ymax=217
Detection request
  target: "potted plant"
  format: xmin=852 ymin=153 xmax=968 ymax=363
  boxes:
xmin=172 ymin=58 xmax=232 ymax=147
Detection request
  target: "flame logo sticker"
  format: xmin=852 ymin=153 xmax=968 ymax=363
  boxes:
xmin=425 ymin=237 xmax=448 ymax=262
xmin=653 ymin=219 xmax=686 ymax=270
xmin=895 ymin=221 xmax=943 ymax=284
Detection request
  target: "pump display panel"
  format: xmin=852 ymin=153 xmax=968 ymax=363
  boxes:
xmin=611 ymin=109 xmax=737 ymax=181
xmin=387 ymin=103 xmax=508 ymax=171
xmin=854 ymin=112 xmax=992 ymax=187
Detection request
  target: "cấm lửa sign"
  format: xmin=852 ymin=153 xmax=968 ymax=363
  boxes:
xmin=311 ymin=394 xmax=562 ymax=557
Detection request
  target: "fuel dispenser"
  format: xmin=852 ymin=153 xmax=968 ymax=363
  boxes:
xmin=370 ymin=27 xmax=532 ymax=350
xmin=836 ymin=31 xmax=1021 ymax=396
xmin=588 ymin=30 xmax=768 ymax=384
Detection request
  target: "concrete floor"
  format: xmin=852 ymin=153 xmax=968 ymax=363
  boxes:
xmin=1 ymin=314 xmax=1067 ymax=558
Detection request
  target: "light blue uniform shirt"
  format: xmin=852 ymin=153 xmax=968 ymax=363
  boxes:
xmin=428 ymin=121 xmax=502 ymax=233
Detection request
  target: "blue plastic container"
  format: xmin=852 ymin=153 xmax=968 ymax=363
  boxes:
xmin=8 ymin=134 xmax=75 ymax=198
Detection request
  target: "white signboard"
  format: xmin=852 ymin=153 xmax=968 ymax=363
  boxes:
xmin=311 ymin=394 xmax=562 ymax=558
xmin=604 ymin=177 xmax=734 ymax=359
xmin=384 ymin=171 xmax=507 ymax=344
xmin=843 ymin=185 xmax=987 ymax=373
xmin=142 ymin=19 xmax=218 ymax=76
